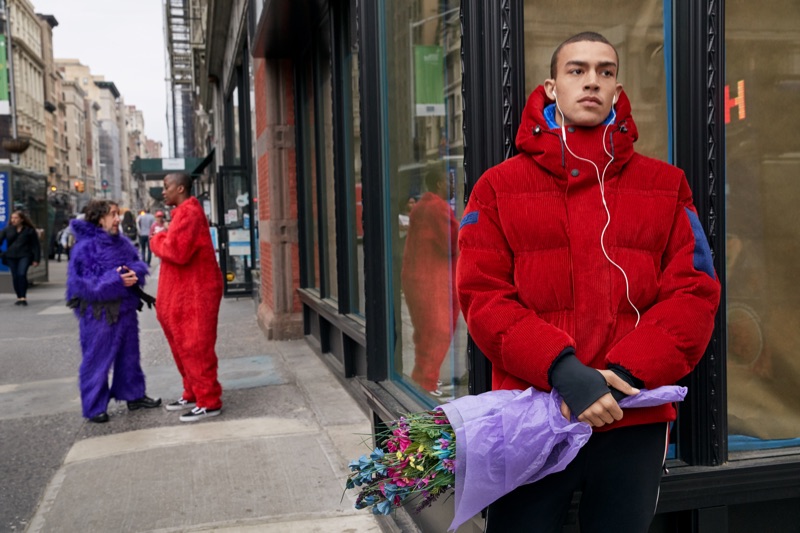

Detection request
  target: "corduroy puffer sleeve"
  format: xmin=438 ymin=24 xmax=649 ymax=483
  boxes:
xmin=456 ymin=172 xmax=575 ymax=390
xmin=605 ymin=177 xmax=721 ymax=388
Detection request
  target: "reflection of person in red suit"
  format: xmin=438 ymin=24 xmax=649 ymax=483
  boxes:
xmin=401 ymin=168 xmax=460 ymax=396
xmin=150 ymin=173 xmax=224 ymax=422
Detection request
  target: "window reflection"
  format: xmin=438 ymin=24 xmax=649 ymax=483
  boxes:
xmin=381 ymin=0 xmax=467 ymax=402
xmin=319 ymin=44 xmax=338 ymax=300
xmin=726 ymin=1 xmax=800 ymax=450
xmin=348 ymin=50 xmax=365 ymax=315
xmin=300 ymin=60 xmax=320 ymax=290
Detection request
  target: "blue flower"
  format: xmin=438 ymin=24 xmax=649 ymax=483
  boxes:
xmin=382 ymin=483 xmax=398 ymax=500
xmin=375 ymin=499 xmax=393 ymax=515
xmin=370 ymin=447 xmax=385 ymax=461
xmin=432 ymin=441 xmax=452 ymax=460
xmin=358 ymin=454 xmax=373 ymax=470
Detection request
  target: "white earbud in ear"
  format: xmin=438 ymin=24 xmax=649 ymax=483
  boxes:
xmin=552 ymin=89 xmax=557 ymax=100
xmin=612 ymin=93 xmax=617 ymax=105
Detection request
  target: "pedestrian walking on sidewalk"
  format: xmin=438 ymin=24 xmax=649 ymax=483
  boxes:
xmin=0 ymin=210 xmax=41 ymax=306
xmin=136 ymin=209 xmax=156 ymax=265
xmin=66 ymin=199 xmax=161 ymax=423
xmin=150 ymin=172 xmax=224 ymax=422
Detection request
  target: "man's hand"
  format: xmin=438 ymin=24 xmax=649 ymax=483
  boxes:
xmin=559 ymin=369 xmax=640 ymax=427
xmin=117 ymin=266 xmax=138 ymax=287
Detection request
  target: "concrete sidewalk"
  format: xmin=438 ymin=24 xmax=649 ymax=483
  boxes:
xmin=25 ymin=259 xmax=386 ymax=533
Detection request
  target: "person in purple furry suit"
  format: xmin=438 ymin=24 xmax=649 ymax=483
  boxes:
xmin=66 ymin=200 xmax=162 ymax=423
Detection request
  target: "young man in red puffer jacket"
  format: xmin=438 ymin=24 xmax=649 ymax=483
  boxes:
xmin=457 ymin=32 xmax=721 ymax=532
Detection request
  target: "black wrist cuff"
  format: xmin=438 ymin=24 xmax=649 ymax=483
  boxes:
xmin=607 ymin=364 xmax=643 ymax=402
xmin=550 ymin=354 xmax=609 ymax=416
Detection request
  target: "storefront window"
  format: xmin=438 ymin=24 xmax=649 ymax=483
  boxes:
xmin=380 ymin=0 xmax=467 ymax=403
xmin=725 ymin=1 xmax=800 ymax=452
xmin=230 ymin=87 xmax=242 ymax=166
xmin=346 ymin=47 xmax=365 ymax=315
xmin=299 ymin=59 xmax=321 ymax=291
xmin=523 ymin=1 xmax=669 ymax=162
xmin=298 ymin=25 xmax=338 ymax=300
xmin=318 ymin=39 xmax=338 ymax=301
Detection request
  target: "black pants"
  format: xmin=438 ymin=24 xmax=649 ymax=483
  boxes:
xmin=6 ymin=256 xmax=31 ymax=298
xmin=485 ymin=423 xmax=669 ymax=533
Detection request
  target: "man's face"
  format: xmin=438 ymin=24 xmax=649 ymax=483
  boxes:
xmin=10 ymin=213 xmax=20 ymax=226
xmin=544 ymin=40 xmax=622 ymax=127
xmin=100 ymin=205 xmax=120 ymax=234
xmin=162 ymin=177 xmax=180 ymax=206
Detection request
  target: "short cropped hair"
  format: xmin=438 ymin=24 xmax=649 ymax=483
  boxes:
xmin=166 ymin=172 xmax=194 ymax=193
xmin=550 ymin=32 xmax=619 ymax=79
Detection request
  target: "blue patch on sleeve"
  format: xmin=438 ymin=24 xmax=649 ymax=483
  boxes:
xmin=460 ymin=211 xmax=478 ymax=229
xmin=685 ymin=208 xmax=715 ymax=278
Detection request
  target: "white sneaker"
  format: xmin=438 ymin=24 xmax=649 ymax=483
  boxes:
xmin=179 ymin=406 xmax=221 ymax=422
xmin=165 ymin=398 xmax=196 ymax=411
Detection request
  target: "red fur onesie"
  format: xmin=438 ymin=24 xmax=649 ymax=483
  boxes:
xmin=401 ymin=191 xmax=460 ymax=391
xmin=150 ymin=196 xmax=223 ymax=409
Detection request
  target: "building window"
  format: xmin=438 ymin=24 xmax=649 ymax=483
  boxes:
xmin=297 ymin=20 xmax=339 ymax=301
xmin=379 ymin=0 xmax=467 ymax=403
xmin=299 ymin=59 xmax=321 ymax=292
xmin=344 ymin=37 xmax=365 ymax=315
xmin=725 ymin=0 xmax=800 ymax=452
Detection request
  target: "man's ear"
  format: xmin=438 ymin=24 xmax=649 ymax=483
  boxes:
xmin=544 ymin=79 xmax=556 ymax=101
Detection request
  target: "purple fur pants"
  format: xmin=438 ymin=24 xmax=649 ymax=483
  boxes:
xmin=78 ymin=308 xmax=146 ymax=418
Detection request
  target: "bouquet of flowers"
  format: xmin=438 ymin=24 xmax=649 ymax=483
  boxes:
xmin=346 ymin=385 xmax=687 ymax=531
xmin=346 ymin=409 xmax=456 ymax=515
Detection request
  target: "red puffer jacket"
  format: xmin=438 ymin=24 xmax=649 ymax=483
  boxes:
xmin=457 ymin=86 xmax=721 ymax=430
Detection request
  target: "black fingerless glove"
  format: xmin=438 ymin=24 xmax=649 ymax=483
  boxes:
xmin=548 ymin=350 xmax=609 ymax=417
xmin=607 ymin=364 xmax=644 ymax=402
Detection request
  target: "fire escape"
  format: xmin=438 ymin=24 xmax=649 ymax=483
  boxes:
xmin=164 ymin=0 xmax=197 ymax=158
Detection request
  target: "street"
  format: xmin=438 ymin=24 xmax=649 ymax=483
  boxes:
xmin=0 ymin=259 xmax=380 ymax=533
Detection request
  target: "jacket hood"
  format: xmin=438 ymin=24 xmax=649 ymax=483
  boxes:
xmin=515 ymin=85 xmax=639 ymax=177
xmin=71 ymin=219 xmax=105 ymax=240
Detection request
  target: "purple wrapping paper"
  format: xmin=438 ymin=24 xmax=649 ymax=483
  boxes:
xmin=439 ymin=386 xmax=687 ymax=532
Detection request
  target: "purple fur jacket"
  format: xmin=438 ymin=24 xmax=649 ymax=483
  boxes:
xmin=66 ymin=219 xmax=149 ymax=322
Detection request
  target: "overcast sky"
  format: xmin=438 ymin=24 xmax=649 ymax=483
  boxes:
xmin=32 ymin=0 xmax=169 ymax=151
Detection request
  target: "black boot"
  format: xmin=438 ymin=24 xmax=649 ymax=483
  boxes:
xmin=127 ymin=395 xmax=162 ymax=410
xmin=89 ymin=412 xmax=109 ymax=423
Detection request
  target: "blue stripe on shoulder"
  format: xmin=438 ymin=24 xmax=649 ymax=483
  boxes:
xmin=685 ymin=208 xmax=715 ymax=278
xmin=460 ymin=211 xmax=478 ymax=229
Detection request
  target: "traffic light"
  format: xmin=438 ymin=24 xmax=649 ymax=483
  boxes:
xmin=74 ymin=180 xmax=84 ymax=193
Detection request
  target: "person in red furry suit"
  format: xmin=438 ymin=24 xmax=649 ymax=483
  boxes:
xmin=150 ymin=173 xmax=224 ymax=422
xmin=401 ymin=168 xmax=460 ymax=396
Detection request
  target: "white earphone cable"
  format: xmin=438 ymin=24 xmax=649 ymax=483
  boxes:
xmin=554 ymin=95 xmax=641 ymax=327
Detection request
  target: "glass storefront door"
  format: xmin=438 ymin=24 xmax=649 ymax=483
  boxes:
xmin=217 ymin=165 xmax=255 ymax=296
